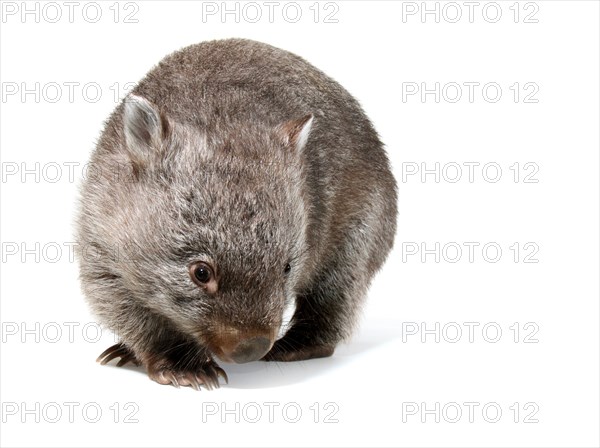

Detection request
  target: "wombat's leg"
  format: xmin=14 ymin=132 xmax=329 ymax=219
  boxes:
xmin=95 ymin=317 xmax=227 ymax=389
xmin=265 ymin=197 xmax=395 ymax=362
xmin=262 ymin=287 xmax=351 ymax=361
xmin=141 ymin=338 xmax=228 ymax=390
xmin=97 ymin=338 xmax=227 ymax=390
xmin=262 ymin=337 xmax=335 ymax=362
xmin=264 ymin=260 xmax=370 ymax=362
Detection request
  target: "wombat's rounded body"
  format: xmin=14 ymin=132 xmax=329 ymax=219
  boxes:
xmin=77 ymin=39 xmax=397 ymax=389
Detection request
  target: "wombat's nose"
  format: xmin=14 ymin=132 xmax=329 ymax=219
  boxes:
xmin=230 ymin=337 xmax=272 ymax=363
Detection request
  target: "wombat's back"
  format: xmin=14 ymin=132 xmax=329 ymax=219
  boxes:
xmin=133 ymin=39 xmax=371 ymax=133
xmin=113 ymin=39 xmax=385 ymax=168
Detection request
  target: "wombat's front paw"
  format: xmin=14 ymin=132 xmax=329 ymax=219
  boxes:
xmin=145 ymin=357 xmax=228 ymax=390
xmin=262 ymin=343 xmax=334 ymax=362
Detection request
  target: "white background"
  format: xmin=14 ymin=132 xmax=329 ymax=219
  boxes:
xmin=1 ymin=1 xmax=599 ymax=447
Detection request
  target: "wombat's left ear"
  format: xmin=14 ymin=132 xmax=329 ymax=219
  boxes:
xmin=277 ymin=114 xmax=314 ymax=152
xmin=123 ymin=94 xmax=168 ymax=166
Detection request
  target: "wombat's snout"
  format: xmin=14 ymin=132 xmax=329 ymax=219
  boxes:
xmin=212 ymin=329 xmax=274 ymax=364
xmin=229 ymin=337 xmax=272 ymax=363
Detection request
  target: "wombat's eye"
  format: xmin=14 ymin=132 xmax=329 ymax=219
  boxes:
xmin=284 ymin=263 xmax=291 ymax=274
xmin=189 ymin=261 xmax=215 ymax=289
xmin=194 ymin=266 xmax=211 ymax=283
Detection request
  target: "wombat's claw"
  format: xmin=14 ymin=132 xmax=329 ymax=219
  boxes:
xmin=147 ymin=360 xmax=227 ymax=390
xmin=97 ymin=343 xmax=140 ymax=367
xmin=211 ymin=365 xmax=229 ymax=384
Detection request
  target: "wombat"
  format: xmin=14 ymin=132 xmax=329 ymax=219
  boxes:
xmin=76 ymin=38 xmax=397 ymax=390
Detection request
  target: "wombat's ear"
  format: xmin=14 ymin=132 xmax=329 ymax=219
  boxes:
xmin=123 ymin=94 xmax=168 ymax=164
xmin=277 ymin=114 xmax=314 ymax=152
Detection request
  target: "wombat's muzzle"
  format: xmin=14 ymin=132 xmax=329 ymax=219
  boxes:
xmin=227 ymin=337 xmax=272 ymax=363
xmin=210 ymin=325 xmax=275 ymax=363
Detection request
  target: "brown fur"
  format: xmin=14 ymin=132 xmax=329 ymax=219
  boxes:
xmin=77 ymin=38 xmax=397 ymax=389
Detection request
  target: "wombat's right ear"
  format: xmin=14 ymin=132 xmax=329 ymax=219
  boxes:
xmin=123 ymin=94 xmax=168 ymax=165
xmin=277 ymin=114 xmax=314 ymax=153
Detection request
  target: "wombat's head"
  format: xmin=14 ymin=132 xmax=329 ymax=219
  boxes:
xmin=98 ymin=95 xmax=314 ymax=363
